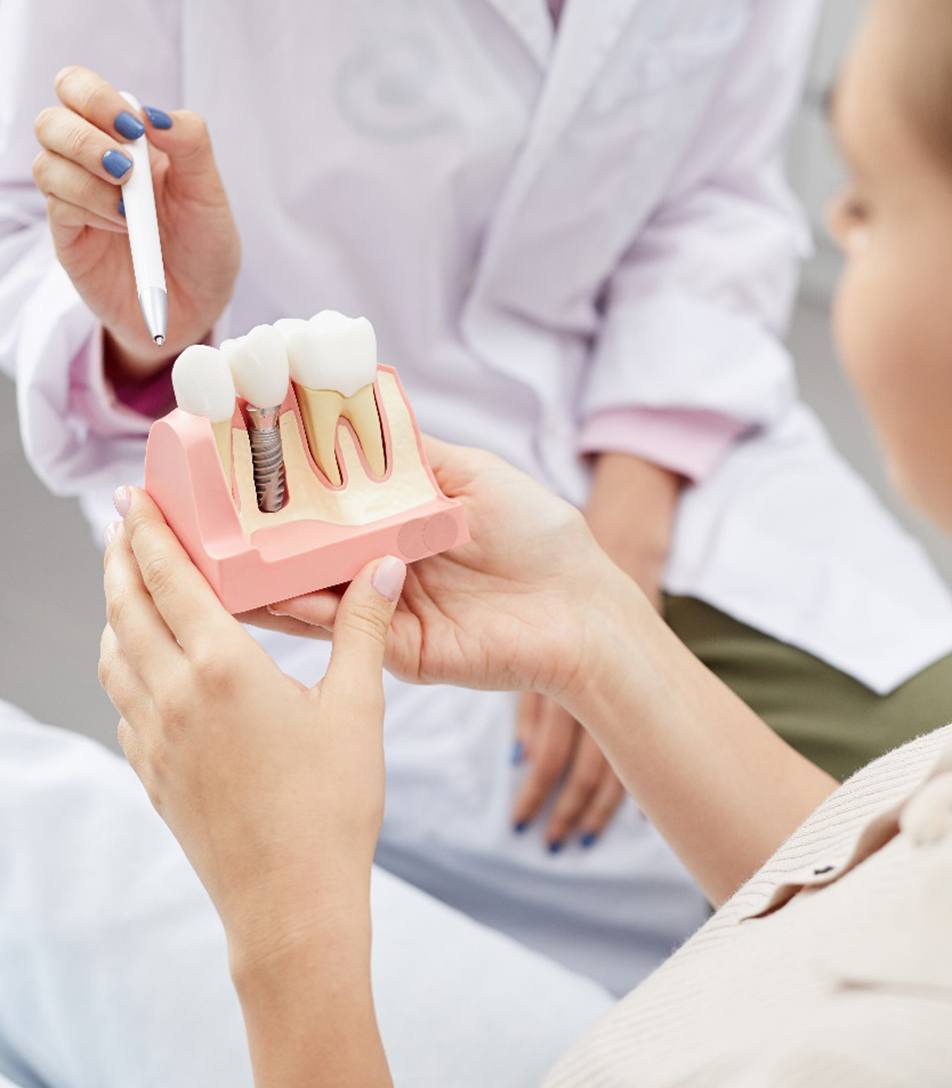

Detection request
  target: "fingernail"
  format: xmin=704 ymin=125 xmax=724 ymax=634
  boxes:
xmin=511 ymin=740 xmax=524 ymax=767
xmin=372 ymin=555 xmax=407 ymax=602
xmin=114 ymin=110 xmax=145 ymax=140
xmin=580 ymin=832 xmax=599 ymax=849
xmin=102 ymin=150 xmax=132 ymax=179
xmin=113 ymin=486 xmax=132 ymax=517
xmin=266 ymin=604 xmax=287 ymax=617
xmin=117 ymin=197 xmax=125 ymax=218
xmin=143 ymin=106 xmax=173 ymax=130
xmin=104 ymin=520 xmax=121 ymax=547
xmin=513 ymin=820 xmax=529 ymax=834
xmin=547 ymin=840 xmax=564 ymax=854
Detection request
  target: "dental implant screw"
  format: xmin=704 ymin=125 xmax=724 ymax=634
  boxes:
xmin=245 ymin=405 xmax=287 ymax=512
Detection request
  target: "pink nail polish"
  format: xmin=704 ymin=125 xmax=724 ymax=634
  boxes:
xmin=104 ymin=520 xmax=121 ymax=547
xmin=372 ymin=556 xmax=407 ymax=602
xmin=113 ymin=486 xmax=132 ymax=517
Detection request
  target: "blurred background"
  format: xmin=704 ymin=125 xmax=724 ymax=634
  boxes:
xmin=2 ymin=1 xmax=949 ymax=749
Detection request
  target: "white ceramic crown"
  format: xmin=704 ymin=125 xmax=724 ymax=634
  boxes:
xmin=273 ymin=317 xmax=309 ymax=345
xmin=286 ymin=310 xmax=377 ymax=398
xmin=171 ymin=344 xmax=236 ymax=423
xmin=221 ymin=324 xmax=290 ymax=408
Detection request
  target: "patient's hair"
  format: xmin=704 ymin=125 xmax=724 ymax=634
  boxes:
xmin=898 ymin=0 xmax=952 ymax=169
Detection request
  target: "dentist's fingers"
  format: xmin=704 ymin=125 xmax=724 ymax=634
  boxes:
xmin=45 ymin=195 xmax=129 ymax=239
xmin=544 ymin=733 xmax=612 ymax=849
xmin=54 ymin=65 xmax=146 ymax=145
xmin=103 ymin=521 xmax=184 ymax=687
xmin=511 ymin=700 xmax=577 ymax=836
xmin=142 ymin=109 xmax=227 ymax=194
xmin=512 ymin=691 xmax=542 ymax=767
xmin=33 ymin=152 xmax=128 ymax=226
xmin=576 ymin=774 xmax=629 ymax=847
xmin=34 ymin=105 xmax=135 ymax=185
xmin=323 ymin=557 xmax=406 ymax=698
xmin=115 ymin=486 xmax=238 ymax=657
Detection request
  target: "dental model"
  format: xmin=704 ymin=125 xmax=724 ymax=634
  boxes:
xmin=144 ymin=312 xmax=468 ymax=614
xmin=170 ymin=344 xmax=236 ymax=483
xmin=283 ymin=311 xmax=386 ymax=486
xmin=221 ymin=325 xmax=290 ymax=513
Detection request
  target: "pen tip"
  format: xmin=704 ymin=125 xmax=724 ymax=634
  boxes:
xmin=138 ymin=288 xmax=168 ymax=350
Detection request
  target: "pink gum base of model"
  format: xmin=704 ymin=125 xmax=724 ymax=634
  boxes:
xmin=144 ymin=366 xmax=468 ymax=614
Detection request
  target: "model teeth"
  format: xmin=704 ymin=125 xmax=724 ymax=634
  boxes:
xmin=171 ymin=344 xmax=236 ymax=484
xmin=288 ymin=310 xmax=377 ymax=395
xmin=285 ymin=311 xmax=384 ymax=485
xmin=274 ymin=317 xmax=309 ymax=347
xmin=171 ymin=344 xmax=236 ymax=422
xmin=220 ymin=326 xmax=290 ymax=513
xmin=221 ymin=324 xmax=289 ymax=409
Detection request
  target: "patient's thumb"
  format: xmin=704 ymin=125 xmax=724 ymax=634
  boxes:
xmin=325 ymin=556 xmax=406 ymax=682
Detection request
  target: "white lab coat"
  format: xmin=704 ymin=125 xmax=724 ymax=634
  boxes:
xmin=2 ymin=0 xmax=951 ymax=996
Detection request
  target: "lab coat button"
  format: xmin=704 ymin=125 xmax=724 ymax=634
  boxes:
xmin=900 ymin=773 xmax=952 ymax=847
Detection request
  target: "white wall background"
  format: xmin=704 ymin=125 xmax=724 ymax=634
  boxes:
xmin=1 ymin=1 xmax=948 ymax=746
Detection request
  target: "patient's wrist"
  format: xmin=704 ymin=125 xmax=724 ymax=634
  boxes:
xmin=229 ymin=899 xmax=373 ymax=993
xmin=556 ymin=558 xmax=653 ymax=722
xmin=231 ymin=907 xmax=389 ymax=1084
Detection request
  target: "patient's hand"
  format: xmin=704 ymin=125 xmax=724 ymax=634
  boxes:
xmin=255 ymin=438 xmax=627 ymax=703
xmin=99 ymin=487 xmax=403 ymax=972
xmin=510 ymin=452 xmax=679 ymax=850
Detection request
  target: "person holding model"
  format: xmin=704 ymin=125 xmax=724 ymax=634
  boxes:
xmin=97 ymin=0 xmax=952 ymax=1080
xmin=2 ymin=0 xmax=952 ymax=1062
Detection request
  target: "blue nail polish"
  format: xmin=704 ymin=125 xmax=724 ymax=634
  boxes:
xmin=511 ymin=740 xmax=524 ymax=767
xmin=513 ymin=821 xmax=529 ymax=834
xmin=143 ymin=106 xmax=173 ymax=130
xmin=548 ymin=840 xmax=564 ymax=854
xmin=580 ymin=832 xmax=599 ymax=849
xmin=102 ymin=150 xmax=132 ymax=178
xmin=117 ymin=197 xmax=125 ymax=218
xmin=114 ymin=110 xmax=145 ymax=140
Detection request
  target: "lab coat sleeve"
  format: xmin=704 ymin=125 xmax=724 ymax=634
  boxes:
xmin=578 ymin=406 xmax=748 ymax=482
xmin=0 ymin=0 xmax=182 ymax=496
xmin=580 ymin=0 xmax=822 ymax=478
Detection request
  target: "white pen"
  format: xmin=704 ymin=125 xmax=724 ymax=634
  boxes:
xmin=118 ymin=90 xmax=168 ymax=346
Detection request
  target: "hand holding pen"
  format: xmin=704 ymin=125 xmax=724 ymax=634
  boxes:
xmin=32 ymin=65 xmax=240 ymax=382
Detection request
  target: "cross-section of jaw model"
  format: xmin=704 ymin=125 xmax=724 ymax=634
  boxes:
xmin=283 ymin=311 xmax=386 ymax=487
xmin=144 ymin=311 xmax=468 ymax=614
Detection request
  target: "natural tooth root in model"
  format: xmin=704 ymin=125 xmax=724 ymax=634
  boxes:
xmin=171 ymin=344 xmax=237 ymax=484
xmin=221 ymin=324 xmax=290 ymax=513
xmin=283 ymin=310 xmax=385 ymax=487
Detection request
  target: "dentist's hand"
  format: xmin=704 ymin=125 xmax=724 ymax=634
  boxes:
xmin=254 ymin=438 xmax=629 ymax=705
xmin=33 ymin=66 xmax=239 ymax=381
xmin=98 ymin=487 xmax=404 ymax=969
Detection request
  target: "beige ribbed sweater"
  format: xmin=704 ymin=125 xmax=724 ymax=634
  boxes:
xmin=545 ymin=724 xmax=952 ymax=1087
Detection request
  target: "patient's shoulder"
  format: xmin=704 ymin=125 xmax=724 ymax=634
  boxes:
xmin=721 ymin=723 xmax=952 ymax=926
